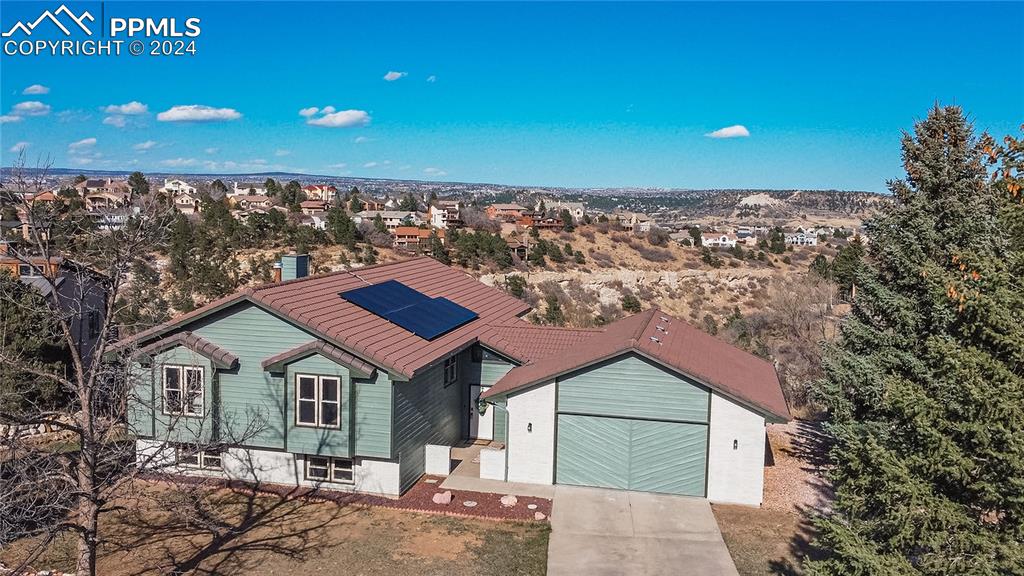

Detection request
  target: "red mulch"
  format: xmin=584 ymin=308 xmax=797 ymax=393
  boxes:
xmin=139 ymin=474 xmax=552 ymax=522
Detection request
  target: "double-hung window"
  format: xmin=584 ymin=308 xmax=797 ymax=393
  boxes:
xmin=304 ymin=455 xmax=353 ymax=484
xmin=295 ymin=374 xmax=341 ymax=428
xmin=443 ymin=356 xmax=458 ymax=388
xmin=163 ymin=365 xmax=204 ymax=416
xmin=176 ymin=445 xmax=222 ymax=470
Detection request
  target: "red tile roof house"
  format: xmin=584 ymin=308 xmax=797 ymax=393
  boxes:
xmin=116 ymin=256 xmax=788 ymax=505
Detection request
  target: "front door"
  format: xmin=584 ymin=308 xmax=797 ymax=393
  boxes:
xmin=468 ymin=384 xmax=494 ymax=441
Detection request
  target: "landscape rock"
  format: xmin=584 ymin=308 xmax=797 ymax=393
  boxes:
xmin=431 ymin=490 xmax=452 ymax=505
xmin=500 ymin=494 xmax=518 ymax=508
xmin=462 ymin=500 xmax=477 ymax=508
xmin=534 ymin=512 xmax=546 ymax=521
xmin=527 ymin=503 xmax=538 ymax=510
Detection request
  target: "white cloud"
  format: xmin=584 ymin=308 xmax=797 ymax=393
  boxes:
xmin=0 ymin=115 xmax=22 ymax=124
xmin=363 ymin=161 xmax=379 ymax=168
xmin=275 ymin=149 xmax=291 ymax=157
xmin=56 ymin=109 xmax=90 ymax=123
xmin=305 ymin=108 xmax=371 ymax=128
xmin=23 ymin=84 xmax=49 ymax=95
xmin=103 ymin=115 xmax=127 ymax=128
xmin=204 ymin=147 xmax=219 ymax=154
xmin=9 ymin=141 xmax=30 ymax=153
xmin=157 ymin=105 xmax=242 ymax=122
xmin=298 ymin=107 xmax=319 ymax=117
xmin=103 ymin=101 xmax=148 ymax=115
xmin=423 ymin=167 xmax=447 ymax=177
xmin=160 ymin=157 xmax=198 ymax=167
xmin=426 ymin=75 xmax=437 ymax=83
xmin=383 ymin=71 xmax=407 ymax=82
xmin=705 ymin=124 xmax=750 ymax=139
xmin=72 ymin=157 xmax=94 ymax=165
xmin=353 ymin=136 xmax=371 ymax=144
xmin=11 ymin=101 xmax=51 ymax=116
xmin=133 ymin=140 xmax=158 ymax=151
xmin=327 ymin=162 xmax=347 ymax=169
xmin=68 ymin=137 xmax=97 ymax=152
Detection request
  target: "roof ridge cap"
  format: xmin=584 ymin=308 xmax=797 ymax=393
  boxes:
xmin=253 ymin=256 xmax=429 ymax=291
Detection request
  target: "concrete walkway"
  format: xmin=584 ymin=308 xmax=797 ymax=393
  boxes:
xmin=547 ymin=486 xmax=739 ymax=576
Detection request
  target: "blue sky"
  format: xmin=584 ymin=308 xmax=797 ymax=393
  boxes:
xmin=1 ymin=1 xmax=1021 ymax=191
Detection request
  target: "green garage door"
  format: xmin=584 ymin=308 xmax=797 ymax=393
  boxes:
xmin=556 ymin=414 xmax=708 ymax=496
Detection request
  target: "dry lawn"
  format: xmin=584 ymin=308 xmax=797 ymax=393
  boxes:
xmin=2 ymin=483 xmax=549 ymax=576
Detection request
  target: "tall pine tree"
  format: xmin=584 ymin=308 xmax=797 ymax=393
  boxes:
xmin=809 ymin=108 xmax=1024 ymax=575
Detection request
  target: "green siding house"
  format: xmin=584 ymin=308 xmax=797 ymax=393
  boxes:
xmin=120 ymin=256 xmax=789 ymax=504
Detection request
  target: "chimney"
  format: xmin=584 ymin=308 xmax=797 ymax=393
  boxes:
xmin=279 ymin=253 xmax=309 ymax=281
xmin=272 ymin=262 xmax=282 ymax=283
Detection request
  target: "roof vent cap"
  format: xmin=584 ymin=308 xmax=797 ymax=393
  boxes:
xmin=649 ymin=336 xmax=661 ymax=344
xmin=656 ymin=325 xmax=668 ymax=333
xmin=659 ymin=316 xmax=670 ymax=323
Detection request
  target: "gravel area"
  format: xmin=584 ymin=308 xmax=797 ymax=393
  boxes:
xmin=145 ymin=474 xmax=552 ymax=522
xmin=762 ymin=419 xmax=833 ymax=513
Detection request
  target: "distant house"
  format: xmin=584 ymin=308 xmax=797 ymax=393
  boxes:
xmin=173 ymin=192 xmax=202 ymax=215
xmin=232 ymin=182 xmax=267 ymax=197
xmin=612 ymin=211 xmax=652 ymax=233
xmin=0 ymin=243 xmax=107 ymax=365
xmin=116 ymin=257 xmax=788 ymax=504
xmin=429 ymin=201 xmax=462 ymax=230
xmin=159 ymin=179 xmax=197 ymax=197
xmin=300 ymin=199 xmax=328 ymax=215
xmin=517 ymin=212 xmax=564 ymax=230
xmin=296 ymin=212 xmax=328 ymax=230
xmin=536 ymin=199 xmax=586 ymax=223
xmin=486 ymin=203 xmax=527 ymax=222
xmin=302 ymin=184 xmax=338 ymax=203
xmin=785 ymin=232 xmax=818 ymax=246
xmin=362 ymin=197 xmax=389 ymax=212
xmin=505 ymin=233 xmax=530 ymax=260
xmin=231 ymin=194 xmax=273 ymax=210
xmin=701 ymin=232 xmax=738 ymax=248
xmin=354 ymin=210 xmax=421 ymax=231
xmin=76 ymin=179 xmax=131 ymax=212
xmin=393 ymin=226 xmax=443 ymax=250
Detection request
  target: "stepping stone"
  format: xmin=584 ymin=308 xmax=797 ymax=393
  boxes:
xmin=425 ymin=478 xmax=438 ymax=484
xmin=463 ymin=500 xmax=477 ymax=508
xmin=527 ymin=503 xmax=538 ymax=510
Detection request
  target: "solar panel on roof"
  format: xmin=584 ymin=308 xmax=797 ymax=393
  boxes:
xmin=387 ymin=297 xmax=479 ymax=340
xmin=339 ymin=279 xmax=429 ymax=316
xmin=339 ymin=281 xmax=478 ymax=341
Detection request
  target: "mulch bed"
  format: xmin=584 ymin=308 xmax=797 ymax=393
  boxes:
xmin=139 ymin=474 xmax=552 ymax=522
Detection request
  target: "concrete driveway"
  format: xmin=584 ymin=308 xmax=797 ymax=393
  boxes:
xmin=547 ymin=486 xmax=739 ymax=576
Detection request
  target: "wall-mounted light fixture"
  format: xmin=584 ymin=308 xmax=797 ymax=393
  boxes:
xmin=733 ymin=439 xmax=738 ymax=450
xmin=527 ymin=423 xmax=533 ymax=433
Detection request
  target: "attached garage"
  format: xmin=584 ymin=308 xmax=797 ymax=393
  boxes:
xmin=481 ymin=308 xmax=791 ymax=506
xmin=554 ymin=354 xmax=710 ymax=497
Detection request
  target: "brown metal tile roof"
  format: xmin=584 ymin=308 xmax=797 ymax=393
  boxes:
xmin=136 ymin=331 xmax=239 ymax=369
xmin=118 ymin=257 xmax=531 ymax=379
xmin=482 ymin=308 xmax=790 ymax=422
xmin=261 ymin=340 xmax=376 ymax=378
xmin=478 ymin=319 xmax=600 ymax=363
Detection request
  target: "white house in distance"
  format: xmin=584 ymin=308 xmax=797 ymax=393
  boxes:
xmin=232 ymin=182 xmax=267 ymax=197
xmin=353 ymin=210 xmax=422 ymax=231
xmin=701 ymin=232 xmax=738 ymax=248
xmin=429 ymin=200 xmax=461 ymax=229
xmin=785 ymin=231 xmax=818 ymax=246
xmin=159 ymin=179 xmax=197 ymax=196
xmin=537 ymin=198 xmax=586 ymax=223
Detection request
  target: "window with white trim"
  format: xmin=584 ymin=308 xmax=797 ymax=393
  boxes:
xmin=295 ymin=374 xmax=341 ymax=428
xmin=176 ymin=445 xmax=222 ymax=470
xmin=304 ymin=455 xmax=353 ymax=484
xmin=443 ymin=356 xmax=458 ymax=388
xmin=163 ymin=365 xmax=204 ymax=416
